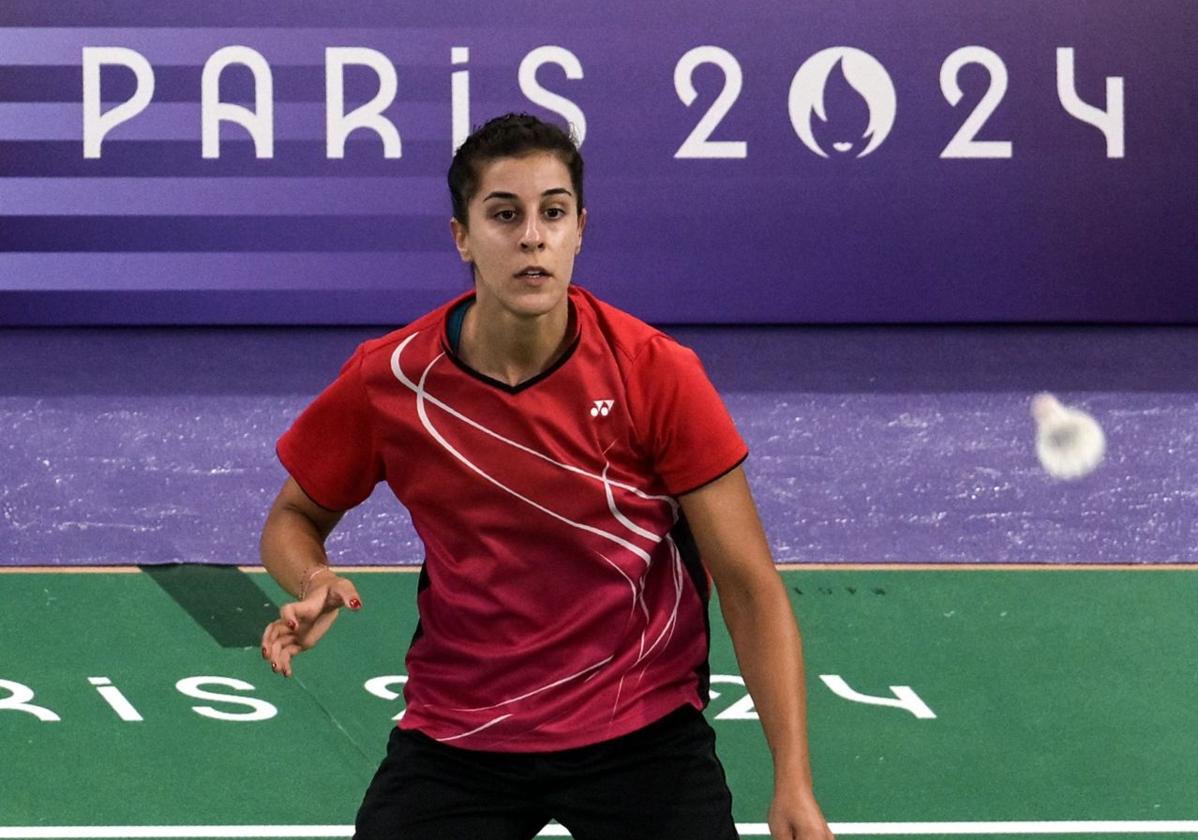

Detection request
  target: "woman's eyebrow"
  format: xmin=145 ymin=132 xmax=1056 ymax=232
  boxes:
xmin=482 ymin=187 xmax=574 ymax=202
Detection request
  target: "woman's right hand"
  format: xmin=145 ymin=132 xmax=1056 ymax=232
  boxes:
xmin=260 ymin=574 xmax=362 ymax=677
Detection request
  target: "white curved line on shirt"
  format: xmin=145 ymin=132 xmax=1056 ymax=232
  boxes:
xmin=389 ymin=332 xmax=679 ymax=518
xmin=597 ymin=550 xmax=639 ymax=623
xmin=632 ymin=571 xmax=652 ymax=661
xmin=434 ymin=713 xmax=513 ymax=743
xmin=633 ymin=534 xmax=685 ymax=667
xmin=391 ymin=330 xmax=689 ymax=724
xmin=601 ymin=459 xmax=660 ymax=546
xmin=394 ymin=335 xmax=655 ymax=564
xmin=449 ymin=655 xmax=615 ymax=713
xmin=610 ymin=674 xmax=627 ymax=722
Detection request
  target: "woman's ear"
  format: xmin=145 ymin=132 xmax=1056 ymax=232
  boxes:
xmin=575 ymin=208 xmax=587 ymax=254
xmin=450 ymin=216 xmax=472 ymax=263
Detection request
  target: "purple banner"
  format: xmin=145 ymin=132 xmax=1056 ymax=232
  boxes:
xmin=1 ymin=1 xmax=1195 ymax=324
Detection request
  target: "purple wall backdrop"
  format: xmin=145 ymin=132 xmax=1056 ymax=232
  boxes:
xmin=1 ymin=1 xmax=1195 ymax=325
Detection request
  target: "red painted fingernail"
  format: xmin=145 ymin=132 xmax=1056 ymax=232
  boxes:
xmin=287 ymin=620 xmax=297 ymax=630
xmin=349 ymin=599 xmax=362 ymax=610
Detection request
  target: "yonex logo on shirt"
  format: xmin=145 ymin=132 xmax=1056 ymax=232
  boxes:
xmin=590 ymin=399 xmax=615 ymax=417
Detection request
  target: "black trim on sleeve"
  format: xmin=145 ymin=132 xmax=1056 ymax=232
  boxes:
xmin=673 ymin=452 xmax=749 ymax=498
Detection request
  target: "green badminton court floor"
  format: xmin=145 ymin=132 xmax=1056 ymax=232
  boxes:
xmin=1 ymin=566 xmax=1196 ymax=838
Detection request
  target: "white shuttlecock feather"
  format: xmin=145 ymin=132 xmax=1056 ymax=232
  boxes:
xmin=1030 ymin=393 xmax=1106 ymax=480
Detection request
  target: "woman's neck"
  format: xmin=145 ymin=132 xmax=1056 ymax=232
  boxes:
xmin=458 ymin=296 xmax=573 ymax=387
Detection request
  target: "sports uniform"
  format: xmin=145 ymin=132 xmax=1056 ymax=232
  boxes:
xmin=278 ymin=283 xmax=747 ymax=836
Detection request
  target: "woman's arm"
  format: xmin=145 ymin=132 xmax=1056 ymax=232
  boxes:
xmin=259 ymin=477 xmax=362 ymax=678
xmin=679 ymin=466 xmax=835 ymax=840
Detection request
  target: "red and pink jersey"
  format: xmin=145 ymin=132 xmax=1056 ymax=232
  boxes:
xmin=277 ymin=285 xmax=747 ymax=751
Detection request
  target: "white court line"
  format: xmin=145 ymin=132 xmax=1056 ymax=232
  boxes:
xmin=4 ymin=824 xmax=1198 ymax=838
xmin=828 ymin=824 xmax=1198 ymax=836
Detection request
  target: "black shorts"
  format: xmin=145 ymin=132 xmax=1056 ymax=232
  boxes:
xmin=354 ymin=705 xmax=739 ymax=840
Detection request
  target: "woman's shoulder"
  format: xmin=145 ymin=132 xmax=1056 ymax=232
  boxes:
xmin=571 ymin=284 xmax=686 ymax=365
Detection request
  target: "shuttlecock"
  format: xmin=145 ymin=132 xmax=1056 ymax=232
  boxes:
xmin=1030 ymin=392 xmax=1105 ymax=480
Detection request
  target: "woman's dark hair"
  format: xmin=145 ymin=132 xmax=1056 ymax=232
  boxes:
xmin=448 ymin=113 xmax=584 ymax=227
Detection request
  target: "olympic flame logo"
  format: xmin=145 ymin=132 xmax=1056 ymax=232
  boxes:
xmin=789 ymin=47 xmax=897 ymax=158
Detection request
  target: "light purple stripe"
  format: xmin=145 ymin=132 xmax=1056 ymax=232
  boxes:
xmin=0 ymin=28 xmax=549 ymax=66
xmin=0 ymin=102 xmax=513 ymax=141
xmin=0 ymin=178 xmax=445 ymax=215
xmin=0 ymin=253 xmax=462 ymax=290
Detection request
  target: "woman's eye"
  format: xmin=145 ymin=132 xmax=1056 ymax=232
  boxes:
xmin=495 ymin=210 xmax=517 ymax=222
xmin=545 ymin=207 xmax=565 ymax=219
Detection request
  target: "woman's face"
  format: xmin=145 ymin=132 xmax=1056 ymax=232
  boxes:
xmin=450 ymin=151 xmax=586 ymax=321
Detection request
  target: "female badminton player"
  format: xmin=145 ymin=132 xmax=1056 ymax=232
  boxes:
xmin=259 ymin=113 xmax=834 ymax=840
